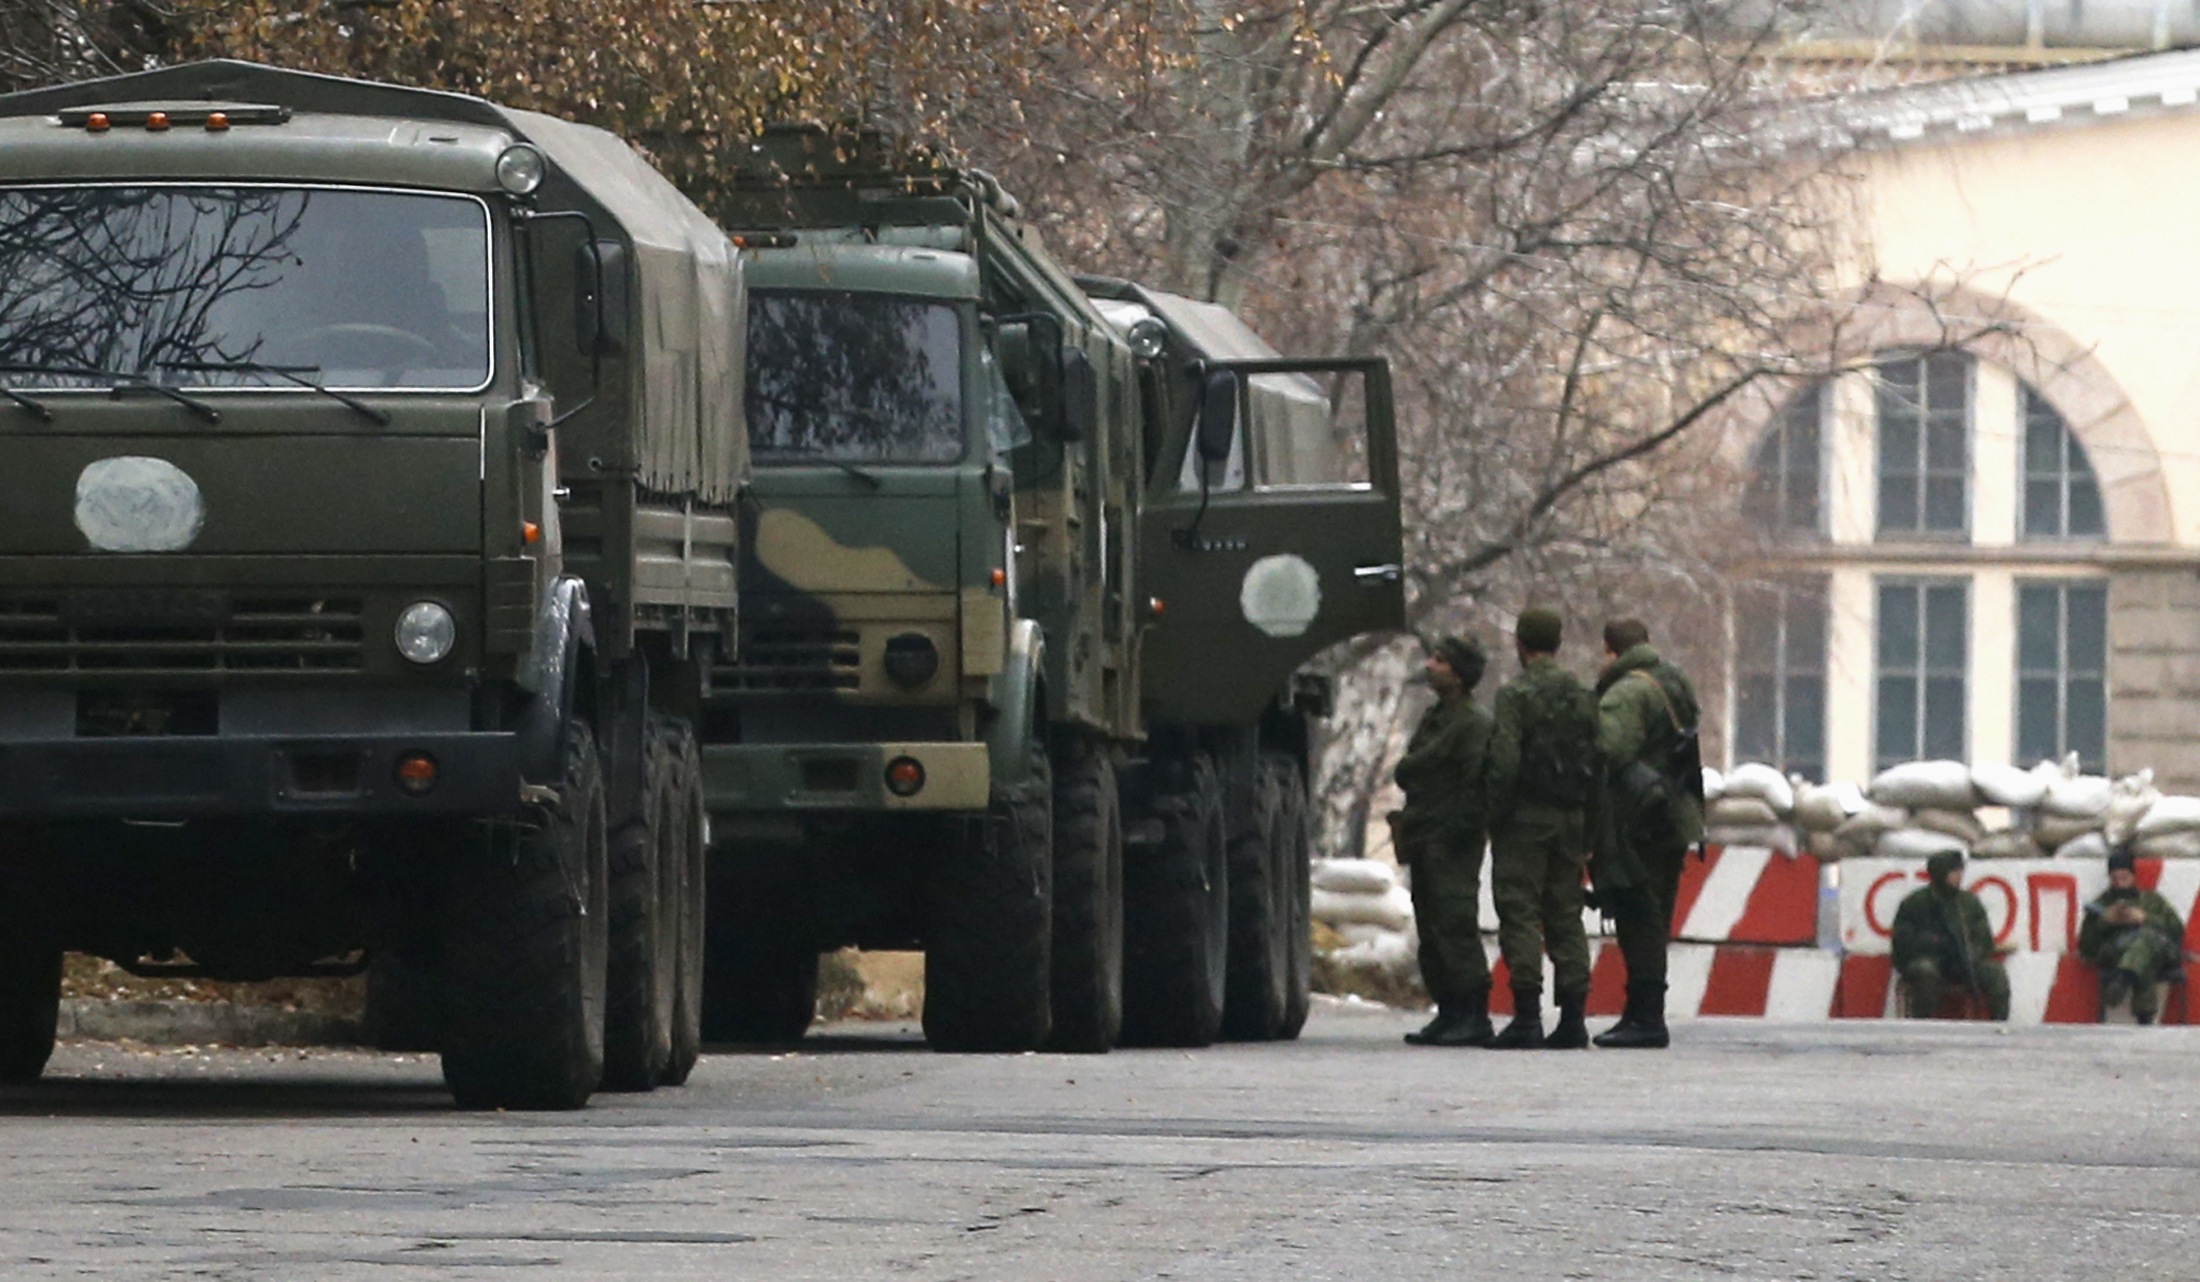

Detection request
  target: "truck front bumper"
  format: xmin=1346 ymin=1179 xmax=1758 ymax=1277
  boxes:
xmin=0 ymin=732 xmax=524 ymax=820
xmin=701 ymin=742 xmax=990 ymax=813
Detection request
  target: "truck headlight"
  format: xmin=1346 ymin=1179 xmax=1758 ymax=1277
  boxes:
xmin=496 ymin=143 xmax=547 ymax=196
xmin=883 ymin=632 xmax=940 ymax=689
xmin=394 ymin=601 xmax=457 ymax=665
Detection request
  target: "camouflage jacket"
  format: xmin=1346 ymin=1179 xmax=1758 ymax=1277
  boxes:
xmin=1891 ymin=885 xmax=1996 ymax=977
xmin=1391 ymin=692 xmax=1493 ymax=852
xmin=1485 ymin=655 xmax=1598 ymax=828
xmin=2078 ymin=888 xmax=2185 ymax=963
xmin=1595 ymin=644 xmax=1705 ymax=849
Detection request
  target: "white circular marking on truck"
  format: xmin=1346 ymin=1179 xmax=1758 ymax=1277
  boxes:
xmin=1239 ymin=554 xmax=1321 ymax=638
xmin=74 ymin=456 xmax=205 ymax=553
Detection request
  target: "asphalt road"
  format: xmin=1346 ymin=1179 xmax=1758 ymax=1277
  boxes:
xmin=4 ymin=1003 xmax=2196 ymax=1280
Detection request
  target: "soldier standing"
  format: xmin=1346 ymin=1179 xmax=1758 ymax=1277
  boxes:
xmin=1483 ymin=608 xmax=1599 ymax=1049
xmin=2080 ymin=849 xmax=2187 ymax=1024
xmin=1589 ymin=619 xmax=1702 ymax=1050
xmin=1391 ymin=636 xmax=1496 ymax=1047
xmin=1891 ymin=851 xmax=2011 ymax=1020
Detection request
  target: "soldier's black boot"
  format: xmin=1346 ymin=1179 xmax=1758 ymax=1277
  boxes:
xmin=1490 ymin=989 xmax=1544 ymax=1049
xmin=1546 ymin=990 xmax=1589 ymax=1049
xmin=1594 ymin=983 xmax=1670 ymax=1049
xmin=1405 ymin=990 xmax=1495 ymax=1047
xmin=1404 ymin=1003 xmax=1465 ymax=1045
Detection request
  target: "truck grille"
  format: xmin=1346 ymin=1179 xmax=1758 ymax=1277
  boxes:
xmin=720 ymin=626 xmax=860 ymax=692
xmin=0 ymin=595 xmax=366 ymax=675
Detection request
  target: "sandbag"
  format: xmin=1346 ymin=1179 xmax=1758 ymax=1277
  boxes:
xmin=1971 ymin=761 xmax=2049 ymax=809
xmin=1706 ymin=795 xmax=1781 ymax=829
xmin=1805 ymin=829 xmax=1850 ymax=863
xmin=1874 ymin=827 xmax=1968 ymax=860
xmin=1834 ymin=803 xmax=1908 ymax=847
xmin=1335 ymin=930 xmax=1419 ymax=973
xmin=1869 ymin=760 xmax=1974 ymax=811
xmin=1312 ymin=858 xmax=1397 ymax=896
xmin=1910 ymin=807 xmax=1986 ymax=844
xmin=2135 ymin=830 xmax=2200 ymax=860
xmin=1311 ymin=883 xmax=1414 ymax=932
xmin=1722 ymin=763 xmax=1796 ymax=815
xmin=1702 ymin=766 xmax=1725 ymax=802
xmin=1793 ymin=781 xmax=1867 ymax=834
xmin=2043 ymin=773 xmax=2113 ymax=818
xmin=1335 ymin=921 xmax=1408 ymax=948
xmin=2103 ymin=771 xmax=2162 ymax=846
xmin=2053 ymin=831 xmax=2111 ymax=862
xmin=1972 ymin=829 xmax=2044 ymax=860
xmin=2033 ymin=812 xmax=2103 ymax=850
xmin=1704 ymin=823 xmax=1798 ymax=853
xmin=2135 ymin=795 xmax=2200 ymax=839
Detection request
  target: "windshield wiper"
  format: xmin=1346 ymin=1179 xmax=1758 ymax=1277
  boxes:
xmin=161 ymin=361 xmax=391 ymax=426
xmin=0 ymin=384 xmax=52 ymax=422
xmin=0 ymin=362 xmax=221 ymax=424
xmin=830 ymin=458 xmax=884 ymax=489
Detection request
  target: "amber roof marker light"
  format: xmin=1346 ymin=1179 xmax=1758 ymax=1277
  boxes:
xmin=144 ymin=110 xmax=170 ymax=132
xmin=84 ymin=112 xmax=110 ymax=133
xmin=205 ymin=111 xmax=231 ymax=132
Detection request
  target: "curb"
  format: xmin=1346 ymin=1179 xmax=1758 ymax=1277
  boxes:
xmin=57 ymin=999 xmax=361 ymax=1048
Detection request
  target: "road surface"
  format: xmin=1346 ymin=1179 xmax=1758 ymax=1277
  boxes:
xmin=3 ymin=1002 xmax=2195 ymax=1279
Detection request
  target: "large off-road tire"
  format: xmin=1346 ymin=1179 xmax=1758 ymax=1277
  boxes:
xmin=0 ymin=934 xmax=60 ymax=1084
xmin=1222 ymin=755 xmax=1292 ymax=1041
xmin=1047 ymin=738 xmax=1124 ymax=1053
xmin=362 ymin=949 xmax=440 ymax=1053
xmin=924 ymin=727 xmax=1052 ymax=1053
xmin=1121 ymin=753 xmax=1229 ymax=1048
xmin=1272 ymin=757 xmax=1314 ymax=1040
xmin=439 ymin=719 xmax=609 ymax=1111
xmin=602 ymin=718 xmax=678 ymax=1091
xmin=659 ymin=722 xmax=707 ymax=1085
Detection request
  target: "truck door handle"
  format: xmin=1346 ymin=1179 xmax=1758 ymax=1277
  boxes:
xmin=1354 ymin=563 xmax=1402 ymax=584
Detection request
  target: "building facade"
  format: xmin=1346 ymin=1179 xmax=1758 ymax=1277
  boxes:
xmin=1728 ymin=50 xmax=2200 ymax=791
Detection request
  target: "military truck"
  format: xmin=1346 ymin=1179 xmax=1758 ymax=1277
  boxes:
xmin=0 ymin=62 xmax=743 ymax=1110
xmin=700 ymin=129 xmax=1403 ymax=1052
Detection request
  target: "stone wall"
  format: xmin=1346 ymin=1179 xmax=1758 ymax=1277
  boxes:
xmin=2108 ymin=567 xmax=2200 ymax=792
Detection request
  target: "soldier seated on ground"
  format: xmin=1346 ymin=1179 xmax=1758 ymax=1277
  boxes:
xmin=1891 ymin=850 xmax=2011 ymax=1021
xmin=2081 ymin=850 xmax=2187 ymax=1025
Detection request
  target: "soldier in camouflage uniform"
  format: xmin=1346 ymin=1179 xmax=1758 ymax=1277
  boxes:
xmin=1590 ymin=619 xmax=1702 ymax=1050
xmin=1391 ymin=636 xmax=1495 ymax=1047
xmin=1891 ymin=851 xmax=2011 ymax=1020
xmin=1483 ymin=608 xmax=1599 ymax=1050
xmin=2080 ymin=849 xmax=2187 ymax=1024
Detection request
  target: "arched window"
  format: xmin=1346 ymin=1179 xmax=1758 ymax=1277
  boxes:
xmin=1875 ymin=351 xmax=1971 ymax=538
xmin=2021 ymin=389 xmax=2105 ymax=540
xmin=1745 ymin=382 xmax=1823 ymax=535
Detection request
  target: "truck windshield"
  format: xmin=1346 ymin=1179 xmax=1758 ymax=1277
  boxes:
xmin=0 ymin=186 xmax=490 ymax=392
xmin=746 ymin=290 xmax=963 ymax=464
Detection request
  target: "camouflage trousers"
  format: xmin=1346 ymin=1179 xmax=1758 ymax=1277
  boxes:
xmin=1490 ymin=808 xmax=1592 ymax=999
xmin=1900 ymin=956 xmax=2012 ymax=1021
xmin=1607 ymin=840 xmax=1687 ymax=990
xmin=2092 ymin=928 xmax=2183 ymax=1021
xmin=1405 ymin=835 xmax=1490 ymax=1004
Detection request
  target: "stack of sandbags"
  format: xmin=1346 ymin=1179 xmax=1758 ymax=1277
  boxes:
xmin=1309 ymin=859 xmax=1420 ymax=993
xmin=1704 ymin=762 xmax=1799 ymax=852
xmin=2030 ymin=754 xmax=2116 ymax=858
xmin=1791 ymin=779 xmax=1868 ymax=862
xmin=2133 ymin=796 xmax=2200 ymax=859
xmin=1864 ymin=760 xmax=1978 ymax=859
xmin=1969 ymin=761 xmax=2051 ymax=858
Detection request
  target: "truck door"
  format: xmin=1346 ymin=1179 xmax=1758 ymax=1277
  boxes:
xmin=1138 ymin=358 xmax=1405 ymax=726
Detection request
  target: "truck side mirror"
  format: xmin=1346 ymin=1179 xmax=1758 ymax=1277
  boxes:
xmin=574 ymin=238 xmax=630 ymax=358
xmin=1058 ymin=347 xmax=1096 ymax=444
xmin=1197 ymin=368 xmax=1239 ymax=463
xmin=994 ymin=313 xmax=1065 ymax=439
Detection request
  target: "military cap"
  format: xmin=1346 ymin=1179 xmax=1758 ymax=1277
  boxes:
xmin=1925 ymin=849 xmax=1965 ymax=880
xmin=2108 ymin=848 xmax=2137 ymax=874
xmin=1434 ymin=635 xmax=1487 ymax=689
xmin=1515 ymin=607 xmax=1563 ymax=653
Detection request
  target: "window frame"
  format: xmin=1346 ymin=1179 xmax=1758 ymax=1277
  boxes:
xmin=1873 ymin=350 xmax=1973 ymax=542
xmin=2013 ymin=578 xmax=2108 ymax=772
xmin=1730 ymin=574 xmax=1829 ymax=782
xmin=1872 ymin=575 xmax=1970 ymax=770
xmin=2017 ymin=387 xmax=2107 ymax=543
xmin=1746 ymin=382 xmax=1827 ymax=538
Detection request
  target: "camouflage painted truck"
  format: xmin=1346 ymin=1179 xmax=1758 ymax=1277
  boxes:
xmin=0 ymin=61 xmax=744 ymax=1109
xmin=700 ymin=129 xmax=1404 ymax=1051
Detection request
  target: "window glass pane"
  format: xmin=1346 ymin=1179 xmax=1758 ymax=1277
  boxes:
xmin=1880 ymin=412 xmax=1918 ymax=475
xmin=1925 ymin=585 xmax=1967 ymax=671
xmin=2024 ymin=479 xmax=2062 ymax=537
xmin=1787 ymin=591 xmax=1828 ymax=671
xmin=2068 ymin=477 xmax=2104 ymax=537
xmin=2066 ymin=585 xmax=2107 ymax=673
xmin=2016 ymin=585 xmax=2059 ymax=672
xmin=1925 ymin=477 xmax=1966 ymax=532
xmin=1736 ymin=588 xmax=1779 ymax=670
xmin=2017 ymin=677 xmax=2060 ymax=765
xmin=2024 ymin=399 xmax=2060 ymax=477
xmin=1785 ymin=675 xmax=1825 ymax=771
xmin=1878 ymin=584 xmax=1918 ymax=668
xmin=2066 ymin=679 xmax=2107 ymax=772
xmin=747 ymin=291 xmax=965 ymax=463
xmin=1878 ymin=475 xmax=1916 ymax=533
xmin=1923 ymin=676 xmax=1966 ymax=758
xmin=1785 ymin=469 xmax=1819 ymax=532
xmin=1877 ymin=358 xmax=1920 ymax=418
xmin=1877 ymin=675 xmax=1918 ymax=767
xmin=1926 ymin=353 xmax=1969 ymax=415
xmin=1925 ymin=415 xmax=1965 ymax=472
xmin=1735 ymin=675 xmax=1778 ymax=762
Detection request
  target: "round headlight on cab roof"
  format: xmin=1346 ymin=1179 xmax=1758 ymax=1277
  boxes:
xmin=496 ymin=143 xmax=547 ymax=196
xmin=395 ymin=601 xmax=457 ymax=666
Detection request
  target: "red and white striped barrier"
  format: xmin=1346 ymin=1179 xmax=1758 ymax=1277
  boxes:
xmin=1473 ymin=844 xmax=1823 ymax=945
xmin=1486 ymin=941 xmax=1841 ymax=1021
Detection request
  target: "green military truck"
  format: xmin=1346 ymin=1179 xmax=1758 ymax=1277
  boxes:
xmin=0 ymin=62 xmax=743 ymax=1109
xmin=700 ymin=129 xmax=1403 ymax=1052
